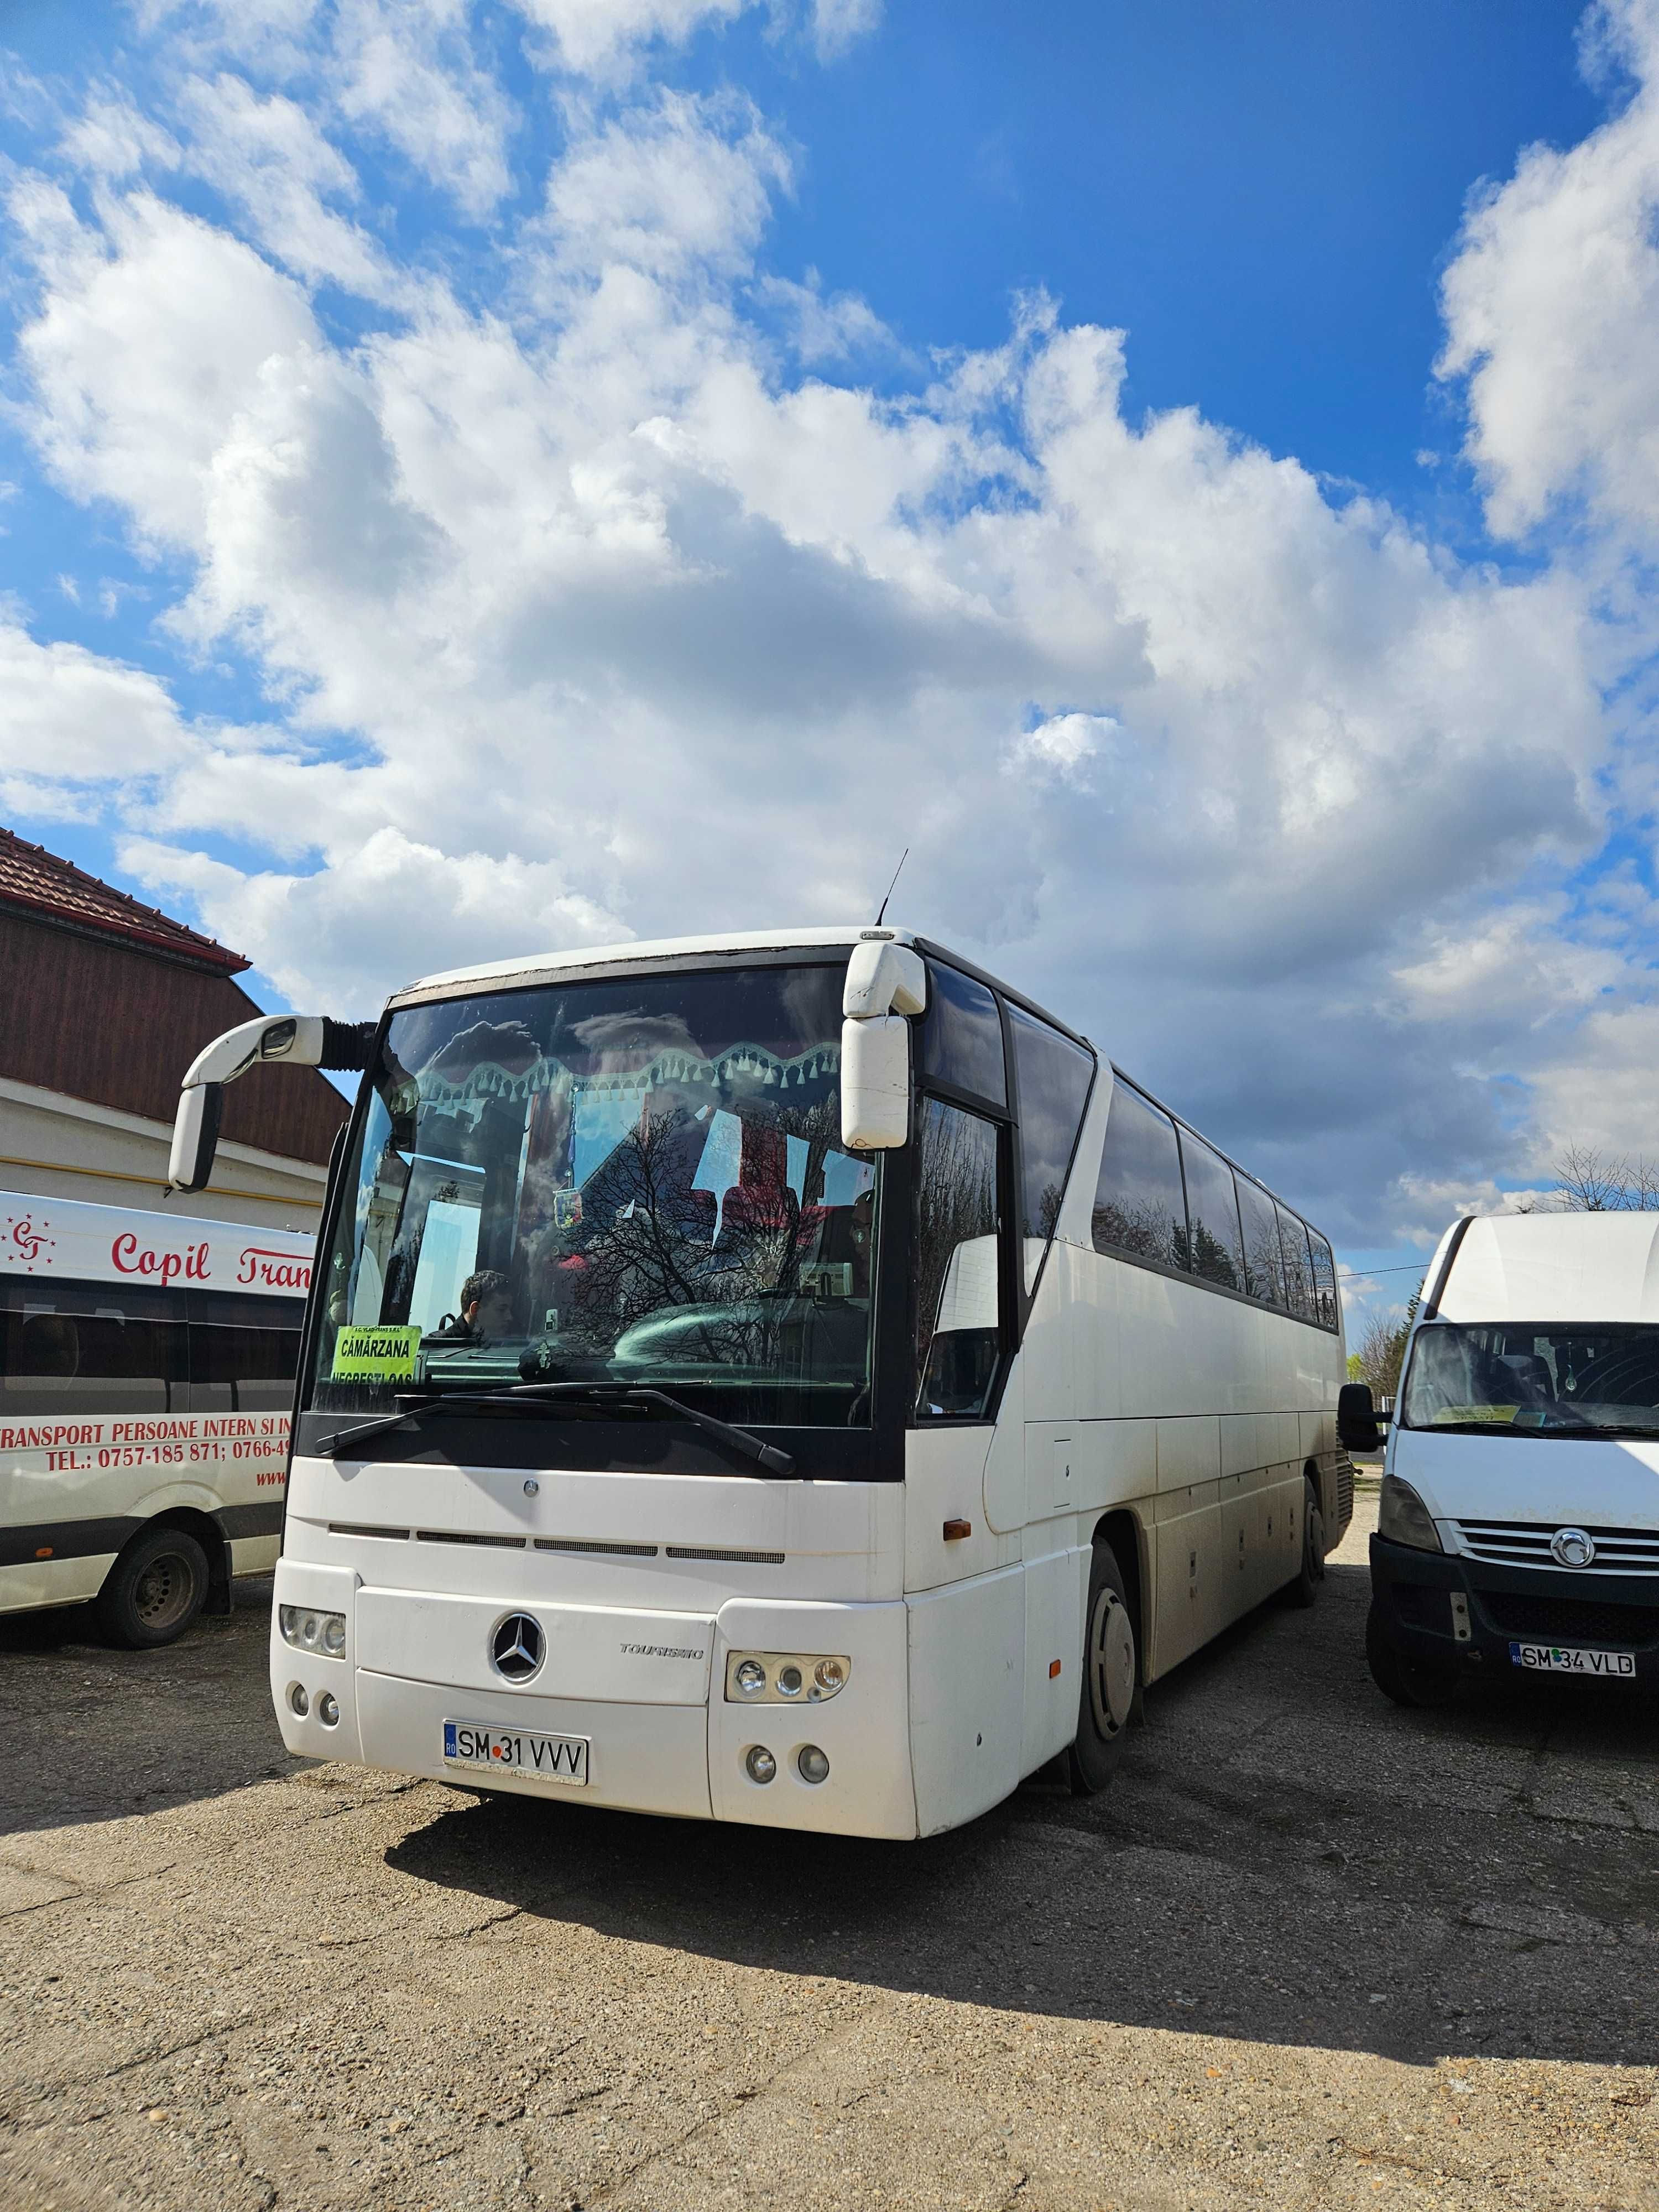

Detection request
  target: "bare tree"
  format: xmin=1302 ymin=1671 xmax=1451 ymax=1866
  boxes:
xmin=1548 ymin=1143 xmax=1659 ymax=1212
xmin=1354 ymin=1297 xmax=1416 ymax=1399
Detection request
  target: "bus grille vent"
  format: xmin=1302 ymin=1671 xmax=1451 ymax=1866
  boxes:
xmin=666 ymin=1545 xmax=786 ymax=1565
xmin=329 ymin=1522 xmax=410 ymax=1540
xmin=414 ymin=1530 xmax=528 ymax=1549
xmin=535 ymin=1537 xmax=659 ymax=1557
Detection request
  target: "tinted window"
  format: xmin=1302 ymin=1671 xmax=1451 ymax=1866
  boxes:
xmin=1236 ymin=1177 xmax=1284 ymax=1306
xmin=1308 ymin=1231 xmax=1338 ymax=1330
xmin=920 ymin=962 xmax=1006 ymax=1106
xmin=1178 ymin=1133 xmax=1245 ymax=1290
xmin=0 ymin=1277 xmax=187 ymax=1416
xmin=188 ymin=1310 xmax=301 ymax=1414
xmin=1010 ymin=1007 xmax=1095 ymax=1290
xmin=1276 ymin=1206 xmax=1316 ymax=1321
xmin=1092 ymin=1077 xmax=1187 ymax=1269
xmin=915 ymin=1100 xmax=1002 ymax=1418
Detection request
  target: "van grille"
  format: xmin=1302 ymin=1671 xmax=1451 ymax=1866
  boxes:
xmin=1476 ymin=1590 xmax=1659 ymax=1647
xmin=1455 ymin=1522 xmax=1659 ymax=1574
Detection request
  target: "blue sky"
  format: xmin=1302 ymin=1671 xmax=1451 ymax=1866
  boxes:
xmin=2 ymin=0 xmax=1658 ymax=1319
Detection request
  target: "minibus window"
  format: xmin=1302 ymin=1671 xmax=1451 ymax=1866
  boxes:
xmin=0 ymin=1279 xmax=187 ymax=1416
xmin=1402 ymin=1322 xmax=1659 ymax=1435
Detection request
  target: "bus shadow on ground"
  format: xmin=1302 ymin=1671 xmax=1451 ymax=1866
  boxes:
xmin=388 ymin=1560 xmax=1659 ymax=2072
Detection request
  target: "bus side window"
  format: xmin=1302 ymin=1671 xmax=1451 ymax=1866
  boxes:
xmin=0 ymin=1280 xmax=187 ymax=1416
xmin=1091 ymin=1078 xmax=1186 ymax=1270
xmin=1307 ymin=1229 xmax=1338 ymax=1329
xmin=187 ymin=1291 xmax=303 ymax=1414
xmin=1235 ymin=1176 xmax=1284 ymax=1307
xmin=1009 ymin=1008 xmax=1095 ymax=1291
xmin=1276 ymin=1205 xmax=1316 ymax=1322
xmin=1177 ymin=1129 xmax=1246 ymax=1290
xmin=914 ymin=1100 xmax=1003 ymax=1419
xmin=919 ymin=963 xmax=1006 ymax=1107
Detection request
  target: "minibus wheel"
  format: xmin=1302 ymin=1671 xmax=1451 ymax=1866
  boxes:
xmin=1364 ymin=1602 xmax=1460 ymax=1709
xmin=1282 ymin=1475 xmax=1326 ymax=1608
xmin=1068 ymin=1541 xmax=1139 ymax=1794
xmin=97 ymin=1527 xmax=210 ymax=1650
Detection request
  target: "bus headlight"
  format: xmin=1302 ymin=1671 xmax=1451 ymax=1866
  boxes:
xmin=724 ymin=1651 xmax=852 ymax=1703
xmin=280 ymin=1605 xmax=347 ymax=1653
xmin=1378 ymin=1476 xmax=1441 ymax=1553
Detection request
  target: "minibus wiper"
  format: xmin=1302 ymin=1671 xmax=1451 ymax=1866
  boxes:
xmin=313 ymin=1383 xmax=796 ymax=1475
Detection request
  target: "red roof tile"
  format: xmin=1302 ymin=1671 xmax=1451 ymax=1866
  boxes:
xmin=0 ymin=827 xmax=250 ymax=974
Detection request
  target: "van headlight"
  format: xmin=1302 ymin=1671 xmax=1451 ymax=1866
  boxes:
xmin=280 ymin=1605 xmax=347 ymax=1653
xmin=1378 ymin=1476 xmax=1441 ymax=1552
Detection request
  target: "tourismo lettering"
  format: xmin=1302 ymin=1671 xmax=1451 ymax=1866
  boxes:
xmin=111 ymin=1234 xmax=210 ymax=1284
xmin=237 ymin=1246 xmax=311 ymax=1292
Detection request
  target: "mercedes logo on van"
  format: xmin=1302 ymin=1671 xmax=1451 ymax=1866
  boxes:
xmin=1550 ymin=1527 xmax=1596 ymax=1569
xmin=491 ymin=1613 xmax=544 ymax=1682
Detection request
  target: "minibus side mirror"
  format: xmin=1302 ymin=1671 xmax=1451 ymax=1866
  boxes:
xmin=169 ymin=1014 xmax=376 ymax=1193
xmin=840 ymin=936 xmax=926 ymax=1151
xmin=1337 ymin=1380 xmax=1389 ymax=1453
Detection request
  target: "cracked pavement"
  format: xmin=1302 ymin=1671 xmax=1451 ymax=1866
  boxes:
xmin=1 ymin=1495 xmax=1656 ymax=2210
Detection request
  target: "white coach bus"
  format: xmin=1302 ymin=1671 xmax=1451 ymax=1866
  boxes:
xmin=170 ymin=929 xmax=1350 ymax=1838
xmin=1 ymin=1191 xmax=311 ymax=1645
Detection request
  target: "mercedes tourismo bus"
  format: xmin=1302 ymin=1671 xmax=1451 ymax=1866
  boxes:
xmin=1 ymin=1191 xmax=312 ymax=1645
xmin=169 ymin=928 xmax=1352 ymax=1838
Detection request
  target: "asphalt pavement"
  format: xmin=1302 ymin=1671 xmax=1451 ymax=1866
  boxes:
xmin=1 ymin=1497 xmax=1655 ymax=2211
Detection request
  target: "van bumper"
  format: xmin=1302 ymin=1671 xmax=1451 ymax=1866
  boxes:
xmin=1369 ymin=1535 xmax=1659 ymax=1685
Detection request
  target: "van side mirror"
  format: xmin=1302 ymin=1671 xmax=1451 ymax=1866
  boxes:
xmin=1338 ymin=1381 xmax=1387 ymax=1453
xmin=839 ymin=937 xmax=926 ymax=1150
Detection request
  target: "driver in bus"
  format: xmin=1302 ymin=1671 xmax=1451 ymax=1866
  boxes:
xmin=457 ymin=1270 xmax=514 ymax=1339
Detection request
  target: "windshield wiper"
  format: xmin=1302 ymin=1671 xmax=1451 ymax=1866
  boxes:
xmin=313 ymin=1382 xmax=795 ymax=1475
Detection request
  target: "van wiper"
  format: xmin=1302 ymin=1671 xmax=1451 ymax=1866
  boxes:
xmin=313 ymin=1382 xmax=795 ymax=1475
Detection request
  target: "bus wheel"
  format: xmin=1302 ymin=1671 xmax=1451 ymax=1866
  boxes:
xmin=1365 ymin=1602 xmax=1460 ymax=1709
xmin=97 ymin=1528 xmax=210 ymax=1650
xmin=1068 ymin=1541 xmax=1138 ymax=1795
xmin=1282 ymin=1475 xmax=1326 ymax=1608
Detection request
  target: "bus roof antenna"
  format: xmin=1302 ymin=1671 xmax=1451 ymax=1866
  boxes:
xmin=874 ymin=848 xmax=909 ymax=929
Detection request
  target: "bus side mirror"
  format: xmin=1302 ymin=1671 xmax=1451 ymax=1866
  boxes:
xmin=841 ymin=937 xmax=926 ymax=1150
xmin=168 ymin=1081 xmax=225 ymax=1193
xmin=1338 ymin=1381 xmax=1386 ymax=1453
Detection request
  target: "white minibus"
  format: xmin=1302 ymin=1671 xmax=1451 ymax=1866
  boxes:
xmin=1 ymin=1191 xmax=311 ymax=1645
xmin=1346 ymin=1211 xmax=1659 ymax=1705
xmin=170 ymin=930 xmax=1352 ymax=1838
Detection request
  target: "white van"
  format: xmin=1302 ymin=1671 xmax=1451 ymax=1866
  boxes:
xmin=1 ymin=1190 xmax=312 ymax=1646
xmin=1344 ymin=1212 xmax=1659 ymax=1705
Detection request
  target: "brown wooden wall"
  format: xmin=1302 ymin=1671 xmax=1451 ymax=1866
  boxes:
xmin=0 ymin=911 xmax=349 ymax=1166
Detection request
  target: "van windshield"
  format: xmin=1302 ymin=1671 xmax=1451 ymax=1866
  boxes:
xmin=309 ymin=963 xmax=879 ymax=1428
xmin=1401 ymin=1323 xmax=1659 ymax=1436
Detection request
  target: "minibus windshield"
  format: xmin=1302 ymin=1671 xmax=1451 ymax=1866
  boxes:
xmin=1401 ymin=1322 xmax=1659 ymax=1437
xmin=309 ymin=963 xmax=879 ymax=1428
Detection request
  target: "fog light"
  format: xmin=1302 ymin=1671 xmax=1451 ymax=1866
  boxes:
xmin=735 ymin=1658 xmax=766 ymax=1697
xmin=797 ymin=1745 xmax=830 ymax=1785
xmin=745 ymin=1746 xmax=776 ymax=1785
xmin=812 ymin=1657 xmax=846 ymax=1694
xmin=776 ymin=1664 xmax=804 ymax=1698
xmin=322 ymin=1617 xmax=346 ymax=1655
xmin=288 ymin=1682 xmax=309 ymax=1717
xmin=317 ymin=1692 xmax=340 ymax=1727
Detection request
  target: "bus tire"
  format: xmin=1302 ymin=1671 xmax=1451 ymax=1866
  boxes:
xmin=1067 ymin=1540 xmax=1138 ymax=1795
xmin=97 ymin=1527 xmax=210 ymax=1650
xmin=1365 ymin=1602 xmax=1460 ymax=1709
xmin=1281 ymin=1475 xmax=1326 ymax=1608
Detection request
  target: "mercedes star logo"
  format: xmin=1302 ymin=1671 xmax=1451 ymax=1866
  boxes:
xmin=491 ymin=1612 xmax=545 ymax=1682
xmin=1550 ymin=1527 xmax=1596 ymax=1570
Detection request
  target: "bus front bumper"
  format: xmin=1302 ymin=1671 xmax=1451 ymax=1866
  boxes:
xmin=1369 ymin=1534 xmax=1659 ymax=1685
xmin=269 ymin=1566 xmax=919 ymax=1839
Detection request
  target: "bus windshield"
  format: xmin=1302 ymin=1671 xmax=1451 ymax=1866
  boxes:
xmin=1401 ymin=1321 xmax=1659 ymax=1436
xmin=309 ymin=963 xmax=879 ymax=1428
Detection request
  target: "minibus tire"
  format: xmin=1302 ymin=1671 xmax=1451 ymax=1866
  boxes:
xmin=1365 ymin=1603 xmax=1460 ymax=1709
xmin=1281 ymin=1475 xmax=1326 ymax=1608
xmin=97 ymin=1527 xmax=210 ymax=1650
xmin=1068 ymin=1541 xmax=1138 ymax=1795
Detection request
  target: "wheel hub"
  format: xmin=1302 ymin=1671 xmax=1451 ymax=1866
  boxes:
xmin=1088 ymin=1589 xmax=1136 ymax=1739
